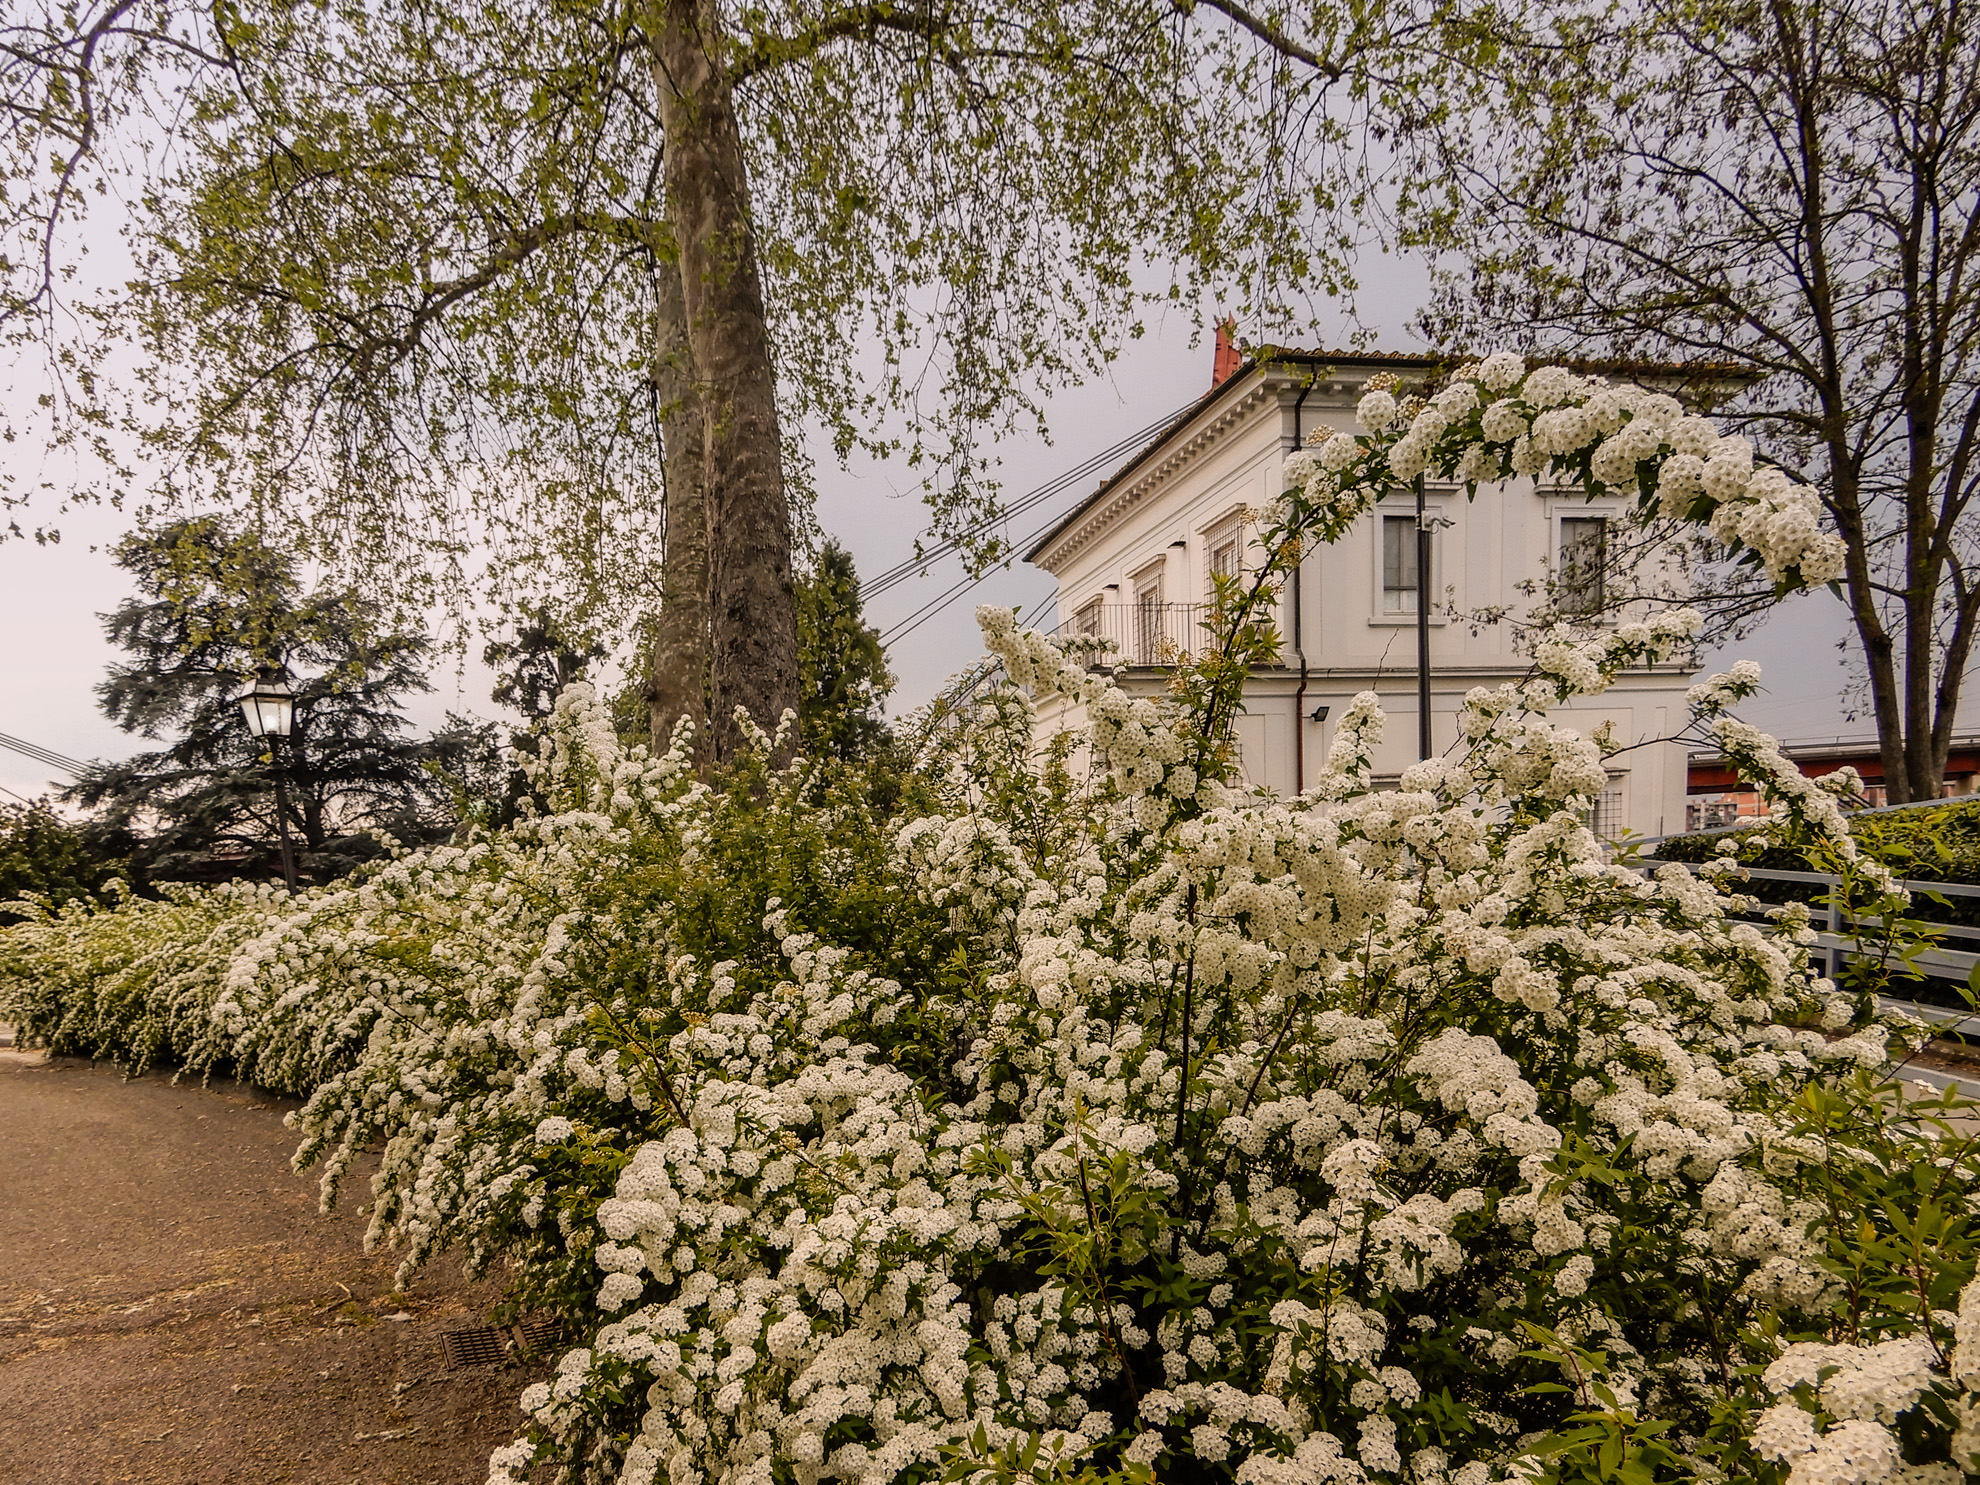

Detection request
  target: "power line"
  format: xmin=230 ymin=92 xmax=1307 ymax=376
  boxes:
xmin=872 ymin=406 xmax=1188 ymax=645
xmin=878 ymin=508 xmax=1069 ymax=649
xmin=877 ymin=487 xmax=1089 ymax=646
xmin=912 ymin=593 xmax=1057 ymax=735
xmin=860 ymin=404 xmax=1190 ymax=604
xmin=0 ymin=732 xmax=83 ymax=773
xmin=862 ymin=411 xmax=1177 ymax=600
xmin=881 ymin=569 xmax=1006 ymax=647
xmin=0 ymin=731 xmax=85 ymax=776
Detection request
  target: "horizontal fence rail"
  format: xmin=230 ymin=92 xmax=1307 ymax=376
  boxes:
xmin=1879 ymin=995 xmax=1980 ymax=1040
xmin=1645 ymin=859 xmax=1980 ymax=985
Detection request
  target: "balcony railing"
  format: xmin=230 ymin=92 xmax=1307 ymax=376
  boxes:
xmin=1051 ymin=602 xmax=1217 ymax=666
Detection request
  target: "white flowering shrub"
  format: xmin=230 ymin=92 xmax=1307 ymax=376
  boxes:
xmin=3 ymin=365 xmax=1973 ymax=1485
xmin=1281 ymin=352 xmax=1846 ymax=593
xmin=0 ymin=877 xmax=292 ymax=1074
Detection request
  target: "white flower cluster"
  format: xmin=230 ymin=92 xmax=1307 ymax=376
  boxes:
xmin=1750 ymin=1278 xmax=1980 ymax=1485
xmin=1276 ymin=358 xmax=1847 ymax=591
xmin=1706 ymin=466 xmax=1847 ymax=587
xmin=0 ymin=617 xmax=1957 ymax=1485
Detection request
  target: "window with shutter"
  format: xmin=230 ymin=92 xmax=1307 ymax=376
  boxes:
xmin=1382 ymin=514 xmax=1420 ymax=614
xmin=1206 ymin=513 xmax=1245 ymax=591
xmin=1132 ymin=565 xmax=1165 ymax=662
xmin=1559 ymin=516 xmax=1609 ymax=614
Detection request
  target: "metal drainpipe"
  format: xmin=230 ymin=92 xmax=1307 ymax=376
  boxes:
xmin=1290 ymin=374 xmax=1315 ymax=794
xmin=1416 ymin=471 xmax=1433 ymax=760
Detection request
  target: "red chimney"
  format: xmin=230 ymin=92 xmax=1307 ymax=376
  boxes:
xmin=1211 ymin=317 xmax=1242 ymax=389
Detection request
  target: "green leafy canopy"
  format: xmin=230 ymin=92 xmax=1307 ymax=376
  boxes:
xmin=5 ymin=0 xmax=1501 ymax=634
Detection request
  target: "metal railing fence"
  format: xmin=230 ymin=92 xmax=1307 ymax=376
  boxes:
xmin=1643 ymin=858 xmax=1980 ymax=986
xmin=1051 ymin=603 xmax=1216 ymax=666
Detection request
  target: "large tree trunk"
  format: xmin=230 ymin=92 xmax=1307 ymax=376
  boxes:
xmin=1828 ymin=397 xmax=1955 ymax=807
xmin=1833 ymin=480 xmax=1914 ymax=801
xmin=645 ymin=245 xmax=711 ymax=758
xmin=649 ymin=0 xmax=799 ymax=763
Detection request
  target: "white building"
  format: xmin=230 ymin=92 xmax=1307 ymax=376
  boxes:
xmin=1023 ymin=348 xmax=1704 ymax=839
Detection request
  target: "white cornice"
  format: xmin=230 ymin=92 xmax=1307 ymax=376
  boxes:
xmin=1032 ymin=375 xmax=1280 ymax=574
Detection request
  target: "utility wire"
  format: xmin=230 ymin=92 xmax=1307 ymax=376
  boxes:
xmin=872 ymin=405 xmax=1187 ymax=644
xmin=860 ymin=404 xmax=1190 ymax=604
xmin=880 ymin=495 xmax=1085 ymax=648
xmin=876 ymin=498 xmax=1081 ymax=647
xmin=0 ymin=731 xmax=85 ymax=776
xmin=914 ymin=593 xmax=1057 ymax=733
xmin=862 ymin=411 xmax=1176 ymax=600
xmin=881 ymin=569 xmax=1006 ymax=647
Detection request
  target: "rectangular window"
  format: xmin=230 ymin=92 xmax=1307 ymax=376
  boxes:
xmin=1382 ymin=514 xmax=1420 ymax=614
xmin=1133 ymin=567 xmax=1165 ymax=663
xmin=1074 ymin=599 xmax=1101 ymax=637
xmin=1559 ymin=516 xmax=1609 ymax=615
xmin=1207 ymin=515 xmax=1245 ymax=590
xmin=1688 ymin=797 xmax=1740 ymax=832
xmin=1588 ymin=783 xmax=1624 ymax=839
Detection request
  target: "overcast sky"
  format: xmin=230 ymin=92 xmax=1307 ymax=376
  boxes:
xmin=0 ymin=252 xmax=1919 ymax=804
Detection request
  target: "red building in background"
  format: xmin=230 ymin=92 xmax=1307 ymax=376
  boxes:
xmin=1687 ymin=734 xmax=1980 ymax=830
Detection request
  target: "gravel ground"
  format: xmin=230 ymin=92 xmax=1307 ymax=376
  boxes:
xmin=0 ymin=1047 xmax=545 ymax=1484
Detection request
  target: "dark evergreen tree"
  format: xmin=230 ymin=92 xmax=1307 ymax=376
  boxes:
xmin=794 ymin=541 xmax=893 ymax=763
xmin=483 ymin=607 xmax=606 ymax=725
xmin=68 ymin=518 xmax=492 ymax=885
xmin=473 ymin=608 xmax=612 ymax=824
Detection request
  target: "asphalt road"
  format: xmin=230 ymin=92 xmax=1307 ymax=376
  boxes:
xmin=0 ymin=1049 xmax=540 ymax=1484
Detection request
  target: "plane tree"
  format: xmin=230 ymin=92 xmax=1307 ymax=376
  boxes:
xmin=3 ymin=0 xmax=1492 ymax=757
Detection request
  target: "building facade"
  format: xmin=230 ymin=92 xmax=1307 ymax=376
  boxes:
xmin=1023 ymin=349 xmax=1703 ymax=840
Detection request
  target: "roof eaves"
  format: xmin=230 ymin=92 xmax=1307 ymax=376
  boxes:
xmin=1024 ymin=350 xmax=1452 ymax=565
xmin=1022 ymin=348 xmax=1764 ymax=567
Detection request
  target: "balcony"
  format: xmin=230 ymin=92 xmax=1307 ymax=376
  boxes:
xmin=1051 ymin=602 xmax=1217 ymax=666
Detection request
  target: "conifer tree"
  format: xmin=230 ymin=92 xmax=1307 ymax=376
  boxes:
xmin=69 ymin=518 xmax=491 ymax=883
xmin=795 ymin=539 xmax=892 ymax=763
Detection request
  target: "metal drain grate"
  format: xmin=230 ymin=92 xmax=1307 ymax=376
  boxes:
xmin=441 ymin=1325 xmax=508 ymax=1370
xmin=514 ymin=1316 xmax=560 ymax=1355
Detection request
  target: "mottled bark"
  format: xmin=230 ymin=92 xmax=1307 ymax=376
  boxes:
xmin=645 ymin=245 xmax=710 ymax=758
xmin=649 ymin=0 xmax=799 ymax=763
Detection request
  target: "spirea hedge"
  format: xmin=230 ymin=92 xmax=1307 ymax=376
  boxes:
xmin=5 ymin=361 xmax=1979 ymax=1485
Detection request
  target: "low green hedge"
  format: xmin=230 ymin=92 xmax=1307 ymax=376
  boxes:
xmin=1650 ymin=797 xmax=1980 ymax=940
xmin=1654 ymin=795 xmax=1980 ymax=880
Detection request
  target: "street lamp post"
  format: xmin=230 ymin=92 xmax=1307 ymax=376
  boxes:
xmin=238 ymin=671 xmax=299 ymax=893
xmin=1415 ymin=474 xmax=1433 ymax=761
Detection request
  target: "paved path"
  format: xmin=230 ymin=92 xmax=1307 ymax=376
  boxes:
xmin=0 ymin=1049 xmax=539 ymax=1484
xmin=1900 ymin=1061 xmax=1980 ymax=1099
